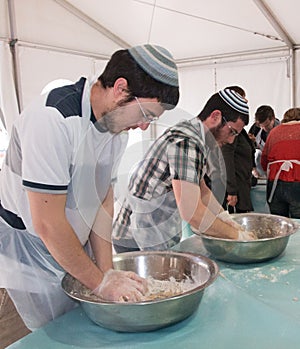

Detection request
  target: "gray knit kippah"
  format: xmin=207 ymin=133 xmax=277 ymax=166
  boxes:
xmin=128 ymin=44 xmax=179 ymax=87
xmin=219 ymin=88 xmax=249 ymax=115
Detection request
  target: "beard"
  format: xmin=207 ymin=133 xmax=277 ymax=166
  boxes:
xmin=209 ymin=123 xmax=229 ymax=146
xmin=96 ymin=98 xmax=130 ymax=134
xmin=97 ymin=111 xmax=124 ymax=134
xmin=209 ymin=124 xmax=223 ymax=141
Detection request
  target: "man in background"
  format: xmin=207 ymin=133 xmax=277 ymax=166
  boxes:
xmin=248 ymin=105 xmax=280 ymax=177
xmin=113 ymin=88 xmax=254 ymax=253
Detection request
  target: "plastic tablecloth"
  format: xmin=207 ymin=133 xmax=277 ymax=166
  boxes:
xmin=8 ymin=220 xmax=300 ymax=349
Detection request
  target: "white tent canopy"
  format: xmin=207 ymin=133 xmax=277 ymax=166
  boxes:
xmin=1 ymin=0 xmax=300 ymax=137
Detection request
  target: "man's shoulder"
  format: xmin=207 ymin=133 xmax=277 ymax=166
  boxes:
xmin=45 ymin=77 xmax=86 ymax=118
xmin=274 ymin=118 xmax=281 ymax=127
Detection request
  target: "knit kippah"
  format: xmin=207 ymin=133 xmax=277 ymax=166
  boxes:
xmin=218 ymin=88 xmax=249 ymax=115
xmin=128 ymin=44 xmax=179 ymax=87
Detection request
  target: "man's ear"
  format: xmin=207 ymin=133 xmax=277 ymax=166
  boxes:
xmin=113 ymin=78 xmax=128 ymax=98
xmin=210 ymin=110 xmax=222 ymax=127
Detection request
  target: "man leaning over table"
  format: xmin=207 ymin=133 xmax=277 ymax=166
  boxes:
xmin=0 ymin=44 xmax=180 ymax=346
xmin=113 ymin=88 xmax=255 ymax=253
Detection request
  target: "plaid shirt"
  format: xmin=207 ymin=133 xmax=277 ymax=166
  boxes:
xmin=113 ymin=117 xmax=208 ymax=245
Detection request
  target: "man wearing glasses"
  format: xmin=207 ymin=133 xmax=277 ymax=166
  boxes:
xmin=113 ymin=88 xmax=253 ymax=253
xmin=0 ymin=44 xmax=179 ymax=345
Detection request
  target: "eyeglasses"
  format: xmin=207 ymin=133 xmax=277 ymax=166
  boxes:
xmin=135 ymin=96 xmax=159 ymax=123
xmin=222 ymin=116 xmax=239 ymax=137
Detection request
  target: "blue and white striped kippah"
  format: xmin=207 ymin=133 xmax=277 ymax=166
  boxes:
xmin=218 ymin=88 xmax=249 ymax=115
xmin=128 ymin=44 xmax=179 ymax=87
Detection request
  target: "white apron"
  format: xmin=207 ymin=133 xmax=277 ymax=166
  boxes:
xmin=267 ymin=159 xmax=300 ymax=203
xmin=0 ymin=219 xmax=79 ymax=330
xmin=0 ymin=77 xmax=126 ymax=330
xmin=129 ymin=190 xmax=181 ymax=250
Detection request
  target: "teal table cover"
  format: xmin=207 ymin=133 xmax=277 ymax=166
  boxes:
xmin=8 ymin=220 xmax=300 ymax=349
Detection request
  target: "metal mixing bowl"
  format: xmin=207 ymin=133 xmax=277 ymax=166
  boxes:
xmin=201 ymin=213 xmax=299 ymax=263
xmin=61 ymin=251 xmax=219 ymax=332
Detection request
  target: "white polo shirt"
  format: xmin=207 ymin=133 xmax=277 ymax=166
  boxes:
xmin=0 ymin=77 xmax=128 ymax=244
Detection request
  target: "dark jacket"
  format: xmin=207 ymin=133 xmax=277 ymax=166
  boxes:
xmin=221 ymin=129 xmax=255 ymax=211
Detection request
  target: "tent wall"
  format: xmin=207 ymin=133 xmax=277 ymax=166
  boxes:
xmin=156 ymin=48 xmax=297 ymax=138
xmin=1 ymin=0 xmax=300 ymax=141
xmin=177 ymin=53 xmax=292 ymax=125
xmin=1 ymin=41 xmax=299 ymax=121
xmin=17 ymin=46 xmax=107 ymax=108
xmin=1 ymin=42 xmax=298 ymax=145
xmin=15 ymin=47 xmax=298 ymax=114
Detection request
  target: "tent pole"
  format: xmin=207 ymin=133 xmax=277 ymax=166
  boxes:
xmin=7 ymin=0 xmax=22 ymax=113
xmin=289 ymin=49 xmax=296 ymax=107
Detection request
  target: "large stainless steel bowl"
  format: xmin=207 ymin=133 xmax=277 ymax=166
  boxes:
xmin=61 ymin=251 xmax=219 ymax=332
xmin=201 ymin=213 xmax=299 ymax=263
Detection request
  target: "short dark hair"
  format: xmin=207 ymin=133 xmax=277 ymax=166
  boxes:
xmin=98 ymin=49 xmax=179 ymax=110
xmin=225 ymin=85 xmax=246 ymax=98
xmin=255 ymin=105 xmax=275 ymax=123
xmin=197 ymin=92 xmax=249 ymax=125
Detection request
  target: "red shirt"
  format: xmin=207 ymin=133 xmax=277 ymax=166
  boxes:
xmin=261 ymin=123 xmax=300 ymax=182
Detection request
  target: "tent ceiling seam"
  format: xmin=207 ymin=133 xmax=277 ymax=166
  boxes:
xmin=179 ymin=56 xmax=288 ymax=70
xmin=134 ymin=0 xmax=284 ymax=43
xmin=176 ymin=46 xmax=290 ymax=65
xmin=2 ymin=36 xmax=297 ymax=67
xmin=253 ymin=0 xmax=295 ymax=106
xmin=15 ymin=40 xmax=111 ymax=60
xmin=53 ymin=0 xmax=130 ymax=48
xmin=147 ymin=0 xmax=156 ymax=43
xmin=253 ymin=0 xmax=294 ymax=49
xmin=4 ymin=39 xmax=293 ymax=67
